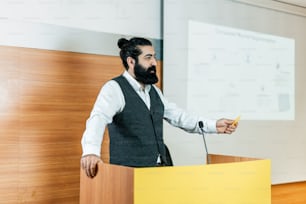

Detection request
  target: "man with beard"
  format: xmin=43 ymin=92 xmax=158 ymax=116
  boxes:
xmin=81 ymin=37 xmax=238 ymax=178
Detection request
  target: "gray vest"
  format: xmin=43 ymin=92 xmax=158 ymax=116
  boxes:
xmin=108 ymin=76 xmax=166 ymax=167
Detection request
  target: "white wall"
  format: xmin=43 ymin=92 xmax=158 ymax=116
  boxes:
xmin=0 ymin=0 xmax=162 ymax=54
xmin=163 ymin=0 xmax=306 ymax=184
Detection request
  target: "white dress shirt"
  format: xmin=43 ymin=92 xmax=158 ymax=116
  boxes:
xmin=81 ymin=71 xmax=217 ymax=156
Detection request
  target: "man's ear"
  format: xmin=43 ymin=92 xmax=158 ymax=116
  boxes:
xmin=127 ymin=57 xmax=135 ymax=67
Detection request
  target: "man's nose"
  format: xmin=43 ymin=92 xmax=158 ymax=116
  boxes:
xmin=151 ymin=58 xmax=157 ymax=66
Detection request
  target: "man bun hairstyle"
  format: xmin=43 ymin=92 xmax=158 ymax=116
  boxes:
xmin=117 ymin=38 xmax=129 ymax=49
xmin=117 ymin=37 xmax=152 ymax=70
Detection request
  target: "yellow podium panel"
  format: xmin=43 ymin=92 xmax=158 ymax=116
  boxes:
xmin=134 ymin=160 xmax=271 ymax=204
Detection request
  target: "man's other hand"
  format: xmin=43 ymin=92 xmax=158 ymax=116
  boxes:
xmin=81 ymin=154 xmax=102 ymax=178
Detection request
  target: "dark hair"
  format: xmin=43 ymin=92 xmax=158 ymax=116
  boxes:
xmin=117 ymin=37 xmax=152 ymax=69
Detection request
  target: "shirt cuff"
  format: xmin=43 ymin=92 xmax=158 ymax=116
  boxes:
xmin=81 ymin=144 xmax=101 ymax=157
xmin=198 ymin=118 xmax=217 ymax=133
xmin=206 ymin=119 xmax=217 ymax=133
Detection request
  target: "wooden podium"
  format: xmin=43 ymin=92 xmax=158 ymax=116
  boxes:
xmin=80 ymin=154 xmax=271 ymax=204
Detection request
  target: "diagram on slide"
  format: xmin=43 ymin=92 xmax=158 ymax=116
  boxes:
xmin=187 ymin=20 xmax=295 ymax=120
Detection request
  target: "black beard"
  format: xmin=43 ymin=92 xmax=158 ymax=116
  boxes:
xmin=134 ymin=63 xmax=158 ymax=84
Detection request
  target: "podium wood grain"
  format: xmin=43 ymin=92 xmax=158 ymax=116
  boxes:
xmin=80 ymin=163 xmax=134 ymax=204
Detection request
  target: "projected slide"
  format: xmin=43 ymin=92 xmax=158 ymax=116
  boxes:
xmin=187 ymin=20 xmax=295 ymax=120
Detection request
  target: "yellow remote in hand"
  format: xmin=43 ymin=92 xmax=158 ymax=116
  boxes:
xmin=232 ymin=115 xmax=241 ymax=126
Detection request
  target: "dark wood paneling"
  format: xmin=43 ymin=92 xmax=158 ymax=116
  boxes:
xmin=0 ymin=45 xmax=161 ymax=204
